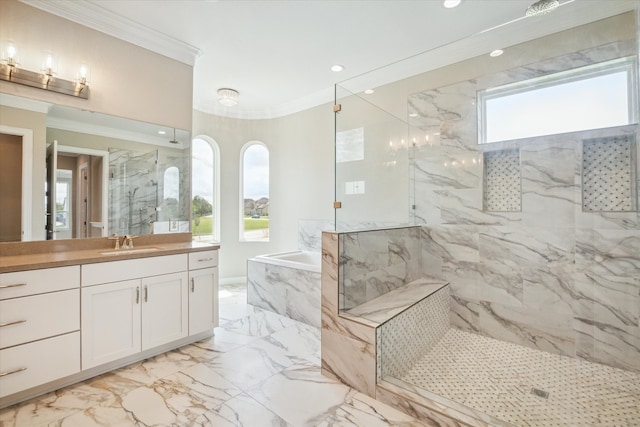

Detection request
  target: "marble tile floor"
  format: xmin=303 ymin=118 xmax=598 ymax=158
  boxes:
xmin=0 ymin=282 xmax=427 ymax=427
xmin=398 ymin=328 xmax=640 ymax=427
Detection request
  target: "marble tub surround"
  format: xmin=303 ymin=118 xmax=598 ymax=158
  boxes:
xmin=0 ymin=282 xmax=432 ymax=427
xmin=408 ymin=37 xmax=640 ymax=372
xmin=247 ymin=257 xmax=321 ymax=327
xmin=0 ymin=233 xmax=218 ymax=273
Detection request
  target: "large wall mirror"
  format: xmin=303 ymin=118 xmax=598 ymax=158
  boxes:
xmin=0 ymin=94 xmax=191 ymax=242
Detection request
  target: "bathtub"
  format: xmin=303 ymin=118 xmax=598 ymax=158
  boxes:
xmin=247 ymin=251 xmax=322 ymax=327
xmin=252 ymin=251 xmax=321 ymax=273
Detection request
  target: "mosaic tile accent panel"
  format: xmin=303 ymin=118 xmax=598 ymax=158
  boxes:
xmin=399 ymin=328 xmax=640 ymax=427
xmin=582 ymin=135 xmax=637 ymax=212
xmin=378 ymin=286 xmax=450 ymax=381
xmin=483 ymin=149 xmax=521 ymax=212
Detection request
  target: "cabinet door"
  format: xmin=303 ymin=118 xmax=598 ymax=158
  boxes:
xmin=189 ymin=267 xmax=218 ymax=335
xmin=81 ymin=280 xmax=141 ymax=369
xmin=141 ymin=272 xmax=188 ymax=350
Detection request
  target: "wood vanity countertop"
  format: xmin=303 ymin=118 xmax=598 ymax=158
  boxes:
xmin=0 ymin=238 xmax=220 ymax=274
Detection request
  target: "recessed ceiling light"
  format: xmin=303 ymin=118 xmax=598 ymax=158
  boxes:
xmin=331 ymin=64 xmax=345 ymax=72
xmin=490 ymin=49 xmax=504 ymax=57
xmin=364 ymin=89 xmax=374 ymax=94
xmin=409 ymin=113 xmax=418 ymax=118
xmin=443 ymin=0 xmax=461 ymax=8
xmin=158 ymin=130 xmax=166 ymax=135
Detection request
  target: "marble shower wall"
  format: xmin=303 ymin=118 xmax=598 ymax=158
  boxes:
xmin=109 ymin=148 xmax=190 ymax=236
xmin=109 ymin=149 xmax=158 ymax=236
xmin=410 ymin=41 xmax=640 ymax=372
xmin=298 ymin=220 xmax=334 ymax=252
xmin=339 ymin=226 xmax=422 ymax=310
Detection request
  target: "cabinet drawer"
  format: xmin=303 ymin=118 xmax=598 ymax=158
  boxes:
xmin=0 ymin=289 xmax=79 ymax=349
xmin=0 ymin=266 xmax=80 ymax=300
xmin=82 ymin=254 xmax=188 ymax=286
xmin=0 ymin=332 xmax=80 ymax=398
xmin=188 ymin=250 xmax=218 ymax=269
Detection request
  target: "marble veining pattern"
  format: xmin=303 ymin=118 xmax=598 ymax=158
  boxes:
xmin=247 ymin=259 xmax=321 ymax=327
xmin=410 ymin=38 xmax=640 ymax=372
xmin=0 ymin=283 xmax=432 ymax=427
xmin=339 ymin=227 xmax=422 ymax=310
xmin=343 ymin=278 xmax=448 ymax=325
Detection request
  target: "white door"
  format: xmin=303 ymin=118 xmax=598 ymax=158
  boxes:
xmin=188 ymin=267 xmax=218 ymax=335
xmin=45 ymin=140 xmax=58 ymax=240
xmin=141 ymin=272 xmax=188 ymax=350
xmin=81 ymin=279 xmax=141 ymax=369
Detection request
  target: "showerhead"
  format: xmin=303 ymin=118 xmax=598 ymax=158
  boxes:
xmin=169 ymin=128 xmax=178 ymax=144
xmin=525 ymin=0 xmax=559 ymax=17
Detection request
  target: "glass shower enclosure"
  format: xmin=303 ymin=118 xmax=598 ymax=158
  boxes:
xmin=334 ymin=2 xmax=639 ymax=425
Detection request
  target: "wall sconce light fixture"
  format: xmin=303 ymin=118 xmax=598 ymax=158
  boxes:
xmin=0 ymin=43 xmax=90 ymax=99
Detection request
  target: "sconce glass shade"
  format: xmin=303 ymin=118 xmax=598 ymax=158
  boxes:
xmin=78 ymin=63 xmax=91 ymax=84
xmin=217 ymin=88 xmax=239 ymax=106
xmin=41 ymin=52 xmax=58 ymax=76
xmin=2 ymin=42 xmax=18 ymax=67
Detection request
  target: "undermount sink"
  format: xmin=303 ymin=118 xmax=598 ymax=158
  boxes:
xmin=99 ymin=247 xmax=161 ymax=256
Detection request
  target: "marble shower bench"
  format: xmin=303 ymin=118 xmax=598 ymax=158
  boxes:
xmin=321 ymin=228 xmax=501 ymax=426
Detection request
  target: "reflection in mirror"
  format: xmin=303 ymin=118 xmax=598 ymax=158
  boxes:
xmin=0 ymin=93 xmax=191 ymax=242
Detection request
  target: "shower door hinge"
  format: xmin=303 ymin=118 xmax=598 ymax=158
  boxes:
xmin=333 ymin=201 xmax=342 ymax=209
xmin=333 ymin=104 xmax=341 ymax=113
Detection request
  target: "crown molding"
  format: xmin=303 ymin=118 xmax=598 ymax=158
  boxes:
xmin=193 ymin=87 xmax=335 ymax=120
xmin=0 ymin=92 xmax=52 ymax=113
xmin=46 ymin=116 xmax=188 ymax=149
xmin=19 ymin=0 xmax=201 ymax=66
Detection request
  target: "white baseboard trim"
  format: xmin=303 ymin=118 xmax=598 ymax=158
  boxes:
xmin=220 ymin=276 xmax=247 ymax=285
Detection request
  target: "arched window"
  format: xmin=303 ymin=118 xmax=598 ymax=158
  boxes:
xmin=240 ymin=141 xmax=269 ymax=242
xmin=192 ymin=136 xmax=220 ymax=242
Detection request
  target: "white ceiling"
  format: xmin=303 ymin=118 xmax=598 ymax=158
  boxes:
xmin=22 ymin=0 xmax=638 ymax=120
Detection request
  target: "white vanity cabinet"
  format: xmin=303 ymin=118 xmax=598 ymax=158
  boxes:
xmin=0 ymin=246 xmax=219 ymax=408
xmin=0 ymin=266 xmax=81 ymax=399
xmin=188 ymin=250 xmax=219 ymax=335
xmin=81 ymin=255 xmax=189 ymax=369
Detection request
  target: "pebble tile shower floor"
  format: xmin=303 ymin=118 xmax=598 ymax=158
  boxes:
xmin=398 ymin=328 xmax=640 ymax=426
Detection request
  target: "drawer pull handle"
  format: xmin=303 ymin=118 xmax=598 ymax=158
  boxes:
xmin=136 ymin=287 xmax=140 ymax=304
xmin=0 ymin=283 xmax=27 ymax=289
xmin=0 ymin=367 xmax=27 ymax=377
xmin=191 ymin=277 xmax=195 ymax=292
xmin=197 ymin=257 xmax=213 ymax=262
xmin=0 ymin=319 xmax=27 ymax=328
xmin=144 ymin=285 xmax=148 ymax=302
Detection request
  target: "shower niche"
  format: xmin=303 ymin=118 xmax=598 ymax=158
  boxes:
xmin=582 ymin=134 xmax=637 ymax=212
